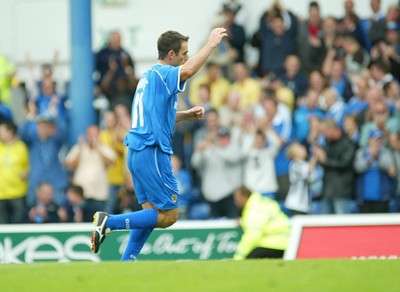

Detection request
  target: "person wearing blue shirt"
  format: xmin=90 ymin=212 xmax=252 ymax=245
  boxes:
xmin=354 ymin=129 xmax=397 ymax=213
xmin=279 ymin=55 xmax=308 ymax=99
xmin=252 ymin=8 xmax=297 ymax=77
xmin=319 ymin=87 xmax=345 ymax=127
xmin=343 ymin=78 xmax=369 ymax=119
xmin=18 ymin=102 xmax=68 ymax=208
xmin=95 ymin=30 xmax=135 ymax=87
xmin=91 ymin=28 xmax=228 ymax=260
xmin=33 ymin=78 xmax=68 ymax=121
xmin=293 ymin=89 xmax=323 ymax=144
xmin=329 ymin=59 xmax=354 ymax=102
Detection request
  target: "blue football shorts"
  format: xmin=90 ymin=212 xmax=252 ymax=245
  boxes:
xmin=127 ymin=147 xmax=179 ymax=210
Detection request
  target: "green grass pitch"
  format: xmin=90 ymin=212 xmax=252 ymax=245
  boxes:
xmin=1 ymin=259 xmax=398 ymax=291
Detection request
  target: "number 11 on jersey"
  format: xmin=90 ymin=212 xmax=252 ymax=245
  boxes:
xmin=132 ymin=77 xmax=148 ymax=129
xmin=132 ymin=92 xmax=144 ymax=128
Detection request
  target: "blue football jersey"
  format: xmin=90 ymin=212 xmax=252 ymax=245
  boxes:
xmin=124 ymin=64 xmax=186 ymax=154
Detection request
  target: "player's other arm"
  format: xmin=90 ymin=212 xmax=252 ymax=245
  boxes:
xmin=176 ymin=106 xmax=205 ymax=123
xmin=180 ymin=28 xmax=228 ymax=82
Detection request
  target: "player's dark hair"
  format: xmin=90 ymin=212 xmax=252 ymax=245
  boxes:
xmin=157 ymin=31 xmax=189 ymax=60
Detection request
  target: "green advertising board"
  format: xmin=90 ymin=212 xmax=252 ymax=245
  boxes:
xmin=0 ymin=221 xmax=242 ymax=263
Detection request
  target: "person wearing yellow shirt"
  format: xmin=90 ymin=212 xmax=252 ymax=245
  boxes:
xmin=0 ymin=55 xmax=19 ymax=106
xmin=189 ymin=62 xmax=230 ymax=109
xmin=233 ymin=186 xmax=291 ymax=260
xmin=99 ymin=110 xmax=126 ymax=213
xmin=269 ymin=77 xmax=295 ymax=112
xmin=231 ymin=62 xmax=262 ymax=109
xmin=0 ymin=121 xmax=29 ymax=223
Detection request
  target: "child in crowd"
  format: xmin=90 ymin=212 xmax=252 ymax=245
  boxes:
xmin=242 ymin=128 xmax=281 ymax=199
xmin=285 ymin=142 xmax=318 ymax=215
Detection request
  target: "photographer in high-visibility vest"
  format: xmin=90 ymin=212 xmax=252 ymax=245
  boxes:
xmin=233 ymin=186 xmax=291 ymax=260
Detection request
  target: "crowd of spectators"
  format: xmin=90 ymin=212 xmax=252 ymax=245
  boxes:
xmin=1 ymin=0 xmax=400 ymax=224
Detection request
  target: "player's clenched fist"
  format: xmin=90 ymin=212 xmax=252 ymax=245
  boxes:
xmin=185 ymin=106 xmax=205 ymax=121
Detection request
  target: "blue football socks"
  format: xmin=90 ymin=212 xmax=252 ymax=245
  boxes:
xmin=106 ymin=209 xmax=159 ymax=230
xmin=120 ymin=228 xmax=153 ymax=261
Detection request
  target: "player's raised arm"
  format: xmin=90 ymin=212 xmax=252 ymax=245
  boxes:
xmin=180 ymin=27 xmax=228 ymax=82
